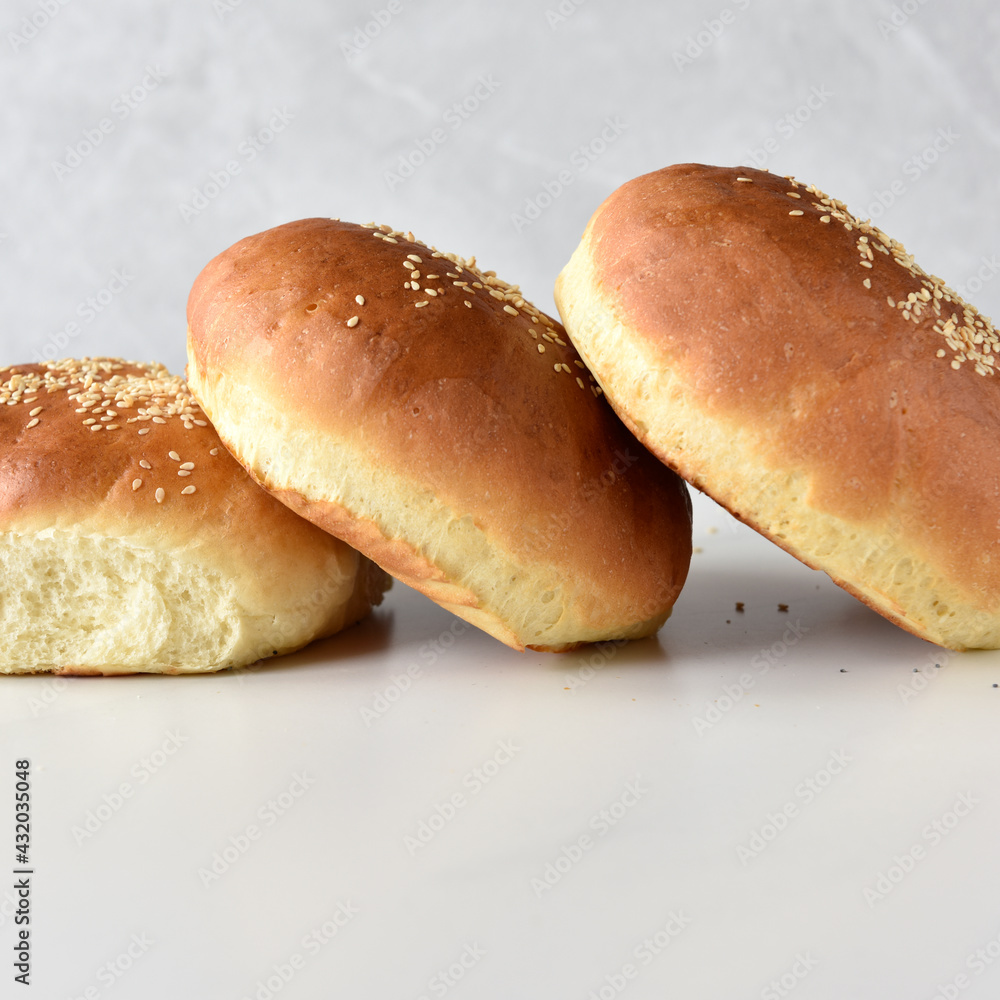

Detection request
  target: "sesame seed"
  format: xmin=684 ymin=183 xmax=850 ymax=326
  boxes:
xmin=132 ymin=479 xmax=142 ymax=491
xmin=788 ymin=210 xmax=804 ymax=216
xmin=951 ymin=360 xmax=962 ymax=370
xmin=403 ymin=261 xmax=415 ymax=269
xmin=863 ymin=278 xmax=872 ymax=289
xmin=181 ymin=485 xmax=196 ymax=495
xmin=152 ymin=417 xmax=165 ymax=424
xmin=168 ymin=451 xmax=180 ymax=461
xmin=736 ymin=177 xmax=753 ymax=182
xmin=83 ymin=418 xmax=97 ymax=425
xmin=860 ymin=260 xmax=873 ymax=268
xmin=138 ymin=428 xmax=149 ymax=435
xmin=355 ymin=295 xmax=365 ymax=306
xmin=89 ymin=425 xmax=102 ymax=432
xmin=105 ymin=424 xmax=119 ymax=430
xmin=179 ymin=462 xmax=194 ymax=470
xmin=178 ymin=470 xmax=191 ymax=477
xmin=576 ymin=377 xmax=585 ymax=389
xmin=415 ymin=301 xmax=428 ymax=308
xmin=193 ymin=419 xmax=207 ymax=427
xmin=25 ymin=418 xmax=39 ymax=429
xmin=424 ymin=289 xmax=438 ymax=297
xmin=537 ymin=344 xmax=545 ymax=353
xmin=28 ymin=407 xmax=42 ymax=417
xmin=139 ymin=459 xmax=151 ymax=469
xmin=464 ymin=301 xmax=472 ymax=308
xmin=887 ymin=297 xmax=895 ymax=308
xmin=553 ymin=363 xmax=561 ymax=372
xmin=504 ymin=305 xmax=518 ymax=316
xmin=937 ymin=349 xmax=946 ymax=357
xmin=786 ymin=192 xmax=801 ymax=199
xmin=209 ymin=448 xmax=219 ymax=456
xmin=407 ymin=254 xmax=422 ymax=263
xmin=155 ymin=488 xmax=165 ymax=503
xmin=820 ymin=215 xmax=831 ymax=223
xmin=347 ymin=316 xmax=360 ymax=327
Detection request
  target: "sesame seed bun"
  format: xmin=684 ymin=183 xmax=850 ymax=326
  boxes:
xmin=186 ymin=219 xmax=692 ymax=652
xmin=0 ymin=358 xmax=389 ymax=674
xmin=554 ymin=163 xmax=1000 ymax=650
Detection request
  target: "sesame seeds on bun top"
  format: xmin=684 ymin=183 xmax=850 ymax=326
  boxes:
xmin=0 ymin=358 xmax=225 ymax=524
xmin=554 ymin=162 xmax=1000 ymax=649
xmin=186 ymin=218 xmax=693 ymax=651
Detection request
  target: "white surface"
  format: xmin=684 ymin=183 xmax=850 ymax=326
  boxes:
xmin=2 ymin=1 xmax=1000 ymax=997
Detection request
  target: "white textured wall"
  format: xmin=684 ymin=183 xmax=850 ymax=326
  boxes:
xmin=2 ymin=0 xmax=998 ymax=376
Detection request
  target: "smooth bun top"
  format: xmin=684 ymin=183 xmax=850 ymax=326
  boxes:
xmin=582 ymin=163 xmax=1000 ymax=603
xmin=187 ymin=220 xmax=692 ymax=635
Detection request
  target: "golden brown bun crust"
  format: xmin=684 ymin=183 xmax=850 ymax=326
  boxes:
xmin=187 ymin=220 xmax=692 ymax=651
xmin=0 ymin=358 xmax=389 ymax=673
xmin=555 ymin=163 xmax=1000 ymax=649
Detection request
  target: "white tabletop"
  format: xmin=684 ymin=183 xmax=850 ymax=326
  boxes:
xmin=3 ymin=2 xmax=1000 ymax=997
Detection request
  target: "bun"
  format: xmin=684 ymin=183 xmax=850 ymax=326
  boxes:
xmin=555 ymin=163 xmax=1000 ymax=650
xmin=0 ymin=358 xmax=389 ymax=674
xmin=186 ymin=219 xmax=692 ymax=651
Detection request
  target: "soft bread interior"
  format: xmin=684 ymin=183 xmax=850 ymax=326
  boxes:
xmin=0 ymin=528 xmax=360 ymax=674
xmin=188 ymin=355 xmax=669 ymax=652
xmin=556 ymin=244 xmax=1000 ymax=651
